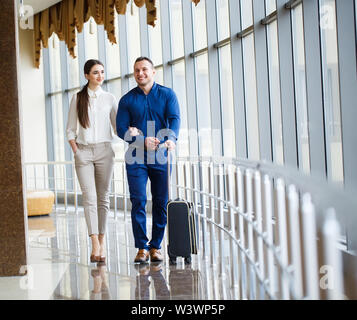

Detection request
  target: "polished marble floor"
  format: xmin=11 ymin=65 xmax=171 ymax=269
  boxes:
xmin=0 ymin=207 xmax=241 ymax=300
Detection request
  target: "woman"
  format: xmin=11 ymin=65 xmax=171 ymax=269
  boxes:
xmin=66 ymin=59 xmax=117 ymax=263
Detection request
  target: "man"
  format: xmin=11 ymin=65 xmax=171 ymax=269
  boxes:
xmin=116 ymin=57 xmax=180 ymax=263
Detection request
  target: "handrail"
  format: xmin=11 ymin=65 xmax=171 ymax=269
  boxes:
xmin=23 ymin=157 xmax=355 ymax=300
xmin=174 ymin=156 xmax=357 ymax=227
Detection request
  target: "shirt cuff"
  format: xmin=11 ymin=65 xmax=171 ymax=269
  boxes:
xmin=67 ymin=132 xmax=76 ymax=141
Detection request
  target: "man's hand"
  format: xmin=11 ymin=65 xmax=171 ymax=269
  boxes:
xmin=165 ymin=140 xmax=176 ymax=151
xmin=128 ymin=126 xmax=141 ymax=137
xmin=145 ymin=137 xmax=160 ymax=151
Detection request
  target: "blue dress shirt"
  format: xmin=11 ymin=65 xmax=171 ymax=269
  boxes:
xmin=116 ymin=82 xmax=180 ymax=150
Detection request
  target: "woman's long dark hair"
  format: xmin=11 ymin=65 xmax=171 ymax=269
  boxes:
xmin=77 ymin=59 xmax=104 ymax=129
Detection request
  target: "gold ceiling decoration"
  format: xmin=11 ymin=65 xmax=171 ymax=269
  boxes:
xmin=33 ymin=0 xmax=201 ymax=68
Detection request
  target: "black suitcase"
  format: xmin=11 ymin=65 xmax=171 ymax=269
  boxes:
xmin=164 ymin=148 xmax=198 ymax=265
xmin=167 ymin=199 xmax=198 ymax=265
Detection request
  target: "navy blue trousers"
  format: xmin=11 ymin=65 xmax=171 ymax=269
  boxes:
xmin=126 ymin=162 xmax=169 ymax=251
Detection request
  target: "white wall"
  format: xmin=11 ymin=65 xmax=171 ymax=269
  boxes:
xmin=18 ymin=27 xmax=48 ymax=163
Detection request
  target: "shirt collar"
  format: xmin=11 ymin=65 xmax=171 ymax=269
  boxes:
xmin=87 ymin=86 xmax=103 ymax=98
xmin=136 ymin=82 xmax=158 ymax=96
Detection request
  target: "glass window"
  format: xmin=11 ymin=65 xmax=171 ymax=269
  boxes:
xmin=265 ymin=0 xmax=276 ymax=15
xmin=319 ymin=0 xmax=344 ymax=183
xmin=192 ymin=0 xmax=207 ymax=51
xmin=240 ymin=0 xmax=253 ymax=30
xmin=242 ymin=34 xmax=260 ymax=160
xmin=217 ymin=0 xmax=230 ymax=41
xmin=126 ymin=2 xmax=141 ymax=70
xmin=68 ymin=35 xmax=80 ymax=89
xmin=48 ymin=33 xmax=61 ymax=92
xmin=172 ymin=61 xmax=189 ymax=157
xmin=292 ymin=4 xmax=310 ymax=174
xmin=219 ymin=44 xmax=236 ymax=158
xmin=84 ymin=17 xmax=99 ymax=60
xmin=148 ymin=0 xmax=162 ymax=65
xmin=108 ymin=79 xmax=124 ymax=159
xmin=155 ymin=66 xmax=164 ymax=85
xmin=267 ymin=20 xmax=284 ymax=165
xmin=169 ymin=0 xmax=184 ymax=59
xmin=195 ymin=53 xmax=212 ymax=157
xmin=107 ymin=79 xmax=122 ymax=101
xmin=106 ymin=12 xmax=121 ymax=79
xmin=129 ymin=76 xmax=137 ymax=90
xmin=51 ymin=94 xmax=65 ymax=161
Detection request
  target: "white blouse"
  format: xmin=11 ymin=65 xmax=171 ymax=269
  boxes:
xmin=66 ymin=87 xmax=118 ymax=145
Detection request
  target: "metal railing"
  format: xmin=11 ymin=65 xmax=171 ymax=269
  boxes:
xmin=24 ymin=156 xmax=357 ymax=300
xmin=24 ymin=160 xmax=130 ymax=221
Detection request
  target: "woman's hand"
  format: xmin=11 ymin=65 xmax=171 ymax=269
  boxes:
xmin=69 ymin=139 xmax=78 ymax=154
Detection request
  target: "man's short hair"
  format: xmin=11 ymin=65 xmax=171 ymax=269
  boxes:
xmin=134 ymin=56 xmax=154 ymax=67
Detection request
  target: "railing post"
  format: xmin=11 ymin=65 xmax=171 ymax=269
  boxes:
xmin=63 ymin=164 xmax=68 ymax=212
xmin=276 ymin=178 xmax=289 ymax=299
xmin=288 ymin=185 xmax=303 ymax=299
xmin=123 ymin=164 xmax=127 ymax=223
xmin=236 ymin=166 xmax=247 ymax=300
xmin=322 ymin=209 xmax=344 ymax=300
xmin=191 ymin=160 xmax=200 ymax=265
xmin=201 ymin=163 xmax=208 ymax=260
xmin=176 ymin=161 xmax=181 ymax=199
xmin=191 ymin=161 xmax=199 ymax=206
xmin=72 ymin=161 xmax=78 ymax=213
xmin=263 ymin=175 xmax=276 ymax=297
xmin=245 ymin=169 xmax=256 ymax=299
xmin=54 ymin=164 xmax=58 ymax=209
xmin=227 ymin=164 xmax=239 ymax=299
xmin=208 ymin=162 xmax=217 ymax=267
xmin=34 ymin=165 xmax=37 ymax=190
xmin=112 ymin=168 xmax=117 ymax=220
xmin=254 ymin=170 xmax=265 ymax=298
xmin=301 ymin=193 xmax=320 ymax=299
xmin=246 ymin=169 xmax=255 ymax=260
xmin=43 ymin=165 xmax=46 ymax=189
xmin=218 ymin=163 xmax=226 ymax=298
xmin=184 ymin=161 xmax=190 ymax=202
xmin=227 ymin=165 xmax=236 ymax=234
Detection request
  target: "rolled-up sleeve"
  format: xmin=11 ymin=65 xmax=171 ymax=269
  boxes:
xmin=116 ymin=96 xmax=146 ymax=148
xmin=166 ymin=90 xmax=180 ymax=143
xmin=66 ymin=94 xmax=78 ymax=141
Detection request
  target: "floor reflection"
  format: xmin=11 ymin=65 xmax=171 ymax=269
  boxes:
xmin=168 ymin=265 xmax=201 ymax=300
xmin=90 ymin=263 xmax=111 ymax=300
xmin=24 ymin=209 xmax=239 ymax=300
xmin=135 ymin=262 xmax=169 ymax=300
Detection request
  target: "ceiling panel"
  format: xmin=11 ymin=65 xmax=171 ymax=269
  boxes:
xmin=22 ymin=0 xmax=63 ymax=15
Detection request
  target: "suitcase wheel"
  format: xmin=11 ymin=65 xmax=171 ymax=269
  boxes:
xmin=184 ymin=256 xmax=191 ymax=265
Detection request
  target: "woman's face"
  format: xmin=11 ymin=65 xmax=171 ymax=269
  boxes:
xmin=85 ymin=64 xmax=104 ymax=87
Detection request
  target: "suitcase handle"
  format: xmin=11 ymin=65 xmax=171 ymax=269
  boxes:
xmin=158 ymin=143 xmax=171 ymax=201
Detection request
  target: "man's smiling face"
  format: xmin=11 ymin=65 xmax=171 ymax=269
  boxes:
xmin=134 ymin=59 xmax=156 ymax=88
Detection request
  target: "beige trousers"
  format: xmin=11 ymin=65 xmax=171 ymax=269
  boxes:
xmin=74 ymin=142 xmax=115 ymax=236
